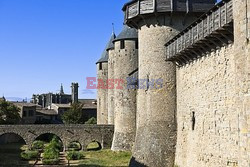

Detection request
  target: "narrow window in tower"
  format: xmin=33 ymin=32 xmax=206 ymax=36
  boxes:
xmin=99 ymin=63 xmax=102 ymax=70
xmin=192 ymin=112 xmax=196 ymax=131
xmin=135 ymin=40 xmax=138 ymax=49
xmin=120 ymin=40 xmax=125 ymax=49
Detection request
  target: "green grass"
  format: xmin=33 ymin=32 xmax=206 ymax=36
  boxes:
xmin=78 ymin=149 xmax=132 ymax=167
xmin=0 ymin=143 xmax=132 ymax=166
xmin=20 ymin=150 xmax=39 ymax=160
xmin=87 ymin=142 xmax=101 ymax=151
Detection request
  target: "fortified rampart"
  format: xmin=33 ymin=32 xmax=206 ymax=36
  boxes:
xmin=96 ymin=0 xmax=250 ymax=166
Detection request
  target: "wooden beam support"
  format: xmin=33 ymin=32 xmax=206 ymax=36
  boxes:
xmin=165 ymin=0 xmax=234 ymax=65
xmin=210 ymin=34 xmax=228 ymax=46
xmin=139 ymin=14 xmax=148 ymax=27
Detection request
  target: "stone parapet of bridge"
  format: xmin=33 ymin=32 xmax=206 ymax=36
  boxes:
xmin=0 ymin=124 xmax=114 ymax=151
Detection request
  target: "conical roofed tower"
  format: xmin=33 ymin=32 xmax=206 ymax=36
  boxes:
xmin=96 ymin=32 xmax=116 ymax=124
xmin=111 ymin=25 xmax=138 ymax=151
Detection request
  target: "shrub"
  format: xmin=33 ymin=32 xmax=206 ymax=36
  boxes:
xmin=66 ymin=151 xmax=84 ymax=160
xmin=50 ymin=136 xmax=63 ymax=151
xmin=42 ymin=136 xmax=61 ymax=165
xmin=85 ymin=117 xmax=97 ymax=124
xmin=43 ymin=147 xmax=59 ymax=160
xmin=42 ymin=147 xmax=60 ymax=165
xmin=68 ymin=142 xmax=81 ymax=151
xmin=32 ymin=140 xmax=45 ymax=150
xmin=20 ymin=150 xmax=39 ymax=160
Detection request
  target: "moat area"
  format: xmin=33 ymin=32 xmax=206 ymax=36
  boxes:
xmin=0 ymin=135 xmax=131 ymax=167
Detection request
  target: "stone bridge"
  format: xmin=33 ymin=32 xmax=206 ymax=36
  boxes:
xmin=0 ymin=124 xmax=114 ymax=151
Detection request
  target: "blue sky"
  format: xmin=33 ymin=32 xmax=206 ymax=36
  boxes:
xmin=0 ymin=0 xmax=127 ymax=100
xmin=0 ymin=0 xmax=220 ymax=101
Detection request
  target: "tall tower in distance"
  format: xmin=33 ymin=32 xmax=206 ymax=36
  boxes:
xmin=71 ymin=82 xmax=79 ymax=104
xmin=122 ymin=0 xmax=216 ymax=166
xmin=60 ymin=83 xmax=64 ymax=95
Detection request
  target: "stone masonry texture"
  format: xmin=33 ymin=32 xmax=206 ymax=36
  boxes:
xmin=233 ymin=0 xmax=250 ymax=166
xmin=175 ymin=45 xmax=239 ymax=167
xmin=175 ymin=1 xmax=250 ymax=166
xmin=108 ymin=49 xmax=115 ymax=125
xmin=0 ymin=125 xmax=114 ymax=151
xmin=111 ymin=40 xmax=138 ymax=151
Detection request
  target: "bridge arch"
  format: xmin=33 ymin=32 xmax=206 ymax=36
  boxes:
xmin=67 ymin=141 xmax=82 ymax=151
xmin=33 ymin=132 xmax=64 ymax=151
xmin=86 ymin=140 xmax=102 ymax=151
xmin=0 ymin=125 xmax=114 ymax=151
xmin=0 ymin=132 xmax=27 ymax=145
xmin=34 ymin=133 xmax=63 ymax=142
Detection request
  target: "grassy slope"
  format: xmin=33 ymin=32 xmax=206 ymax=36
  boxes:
xmin=79 ymin=149 xmax=132 ymax=167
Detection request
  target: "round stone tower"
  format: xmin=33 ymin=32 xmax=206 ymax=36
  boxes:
xmin=96 ymin=33 xmax=116 ymax=124
xmin=111 ymin=25 xmax=138 ymax=151
xmin=122 ymin=0 xmax=216 ymax=166
xmin=107 ymin=31 xmax=116 ymax=125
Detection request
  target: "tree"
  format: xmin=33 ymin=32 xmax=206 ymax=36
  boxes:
xmin=0 ymin=100 xmax=21 ymax=124
xmin=62 ymin=103 xmax=86 ymax=124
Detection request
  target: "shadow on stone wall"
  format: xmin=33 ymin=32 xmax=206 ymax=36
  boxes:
xmin=129 ymin=157 xmax=147 ymax=167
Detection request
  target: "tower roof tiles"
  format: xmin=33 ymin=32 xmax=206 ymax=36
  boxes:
xmin=113 ymin=25 xmax=138 ymax=42
xmin=96 ymin=32 xmax=116 ymax=64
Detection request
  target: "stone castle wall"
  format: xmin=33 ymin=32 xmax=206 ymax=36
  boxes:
xmin=96 ymin=1 xmax=249 ymax=166
xmin=175 ymin=44 xmax=240 ymax=167
xmin=175 ymin=1 xmax=250 ymax=166
xmin=233 ymin=0 xmax=250 ymax=166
